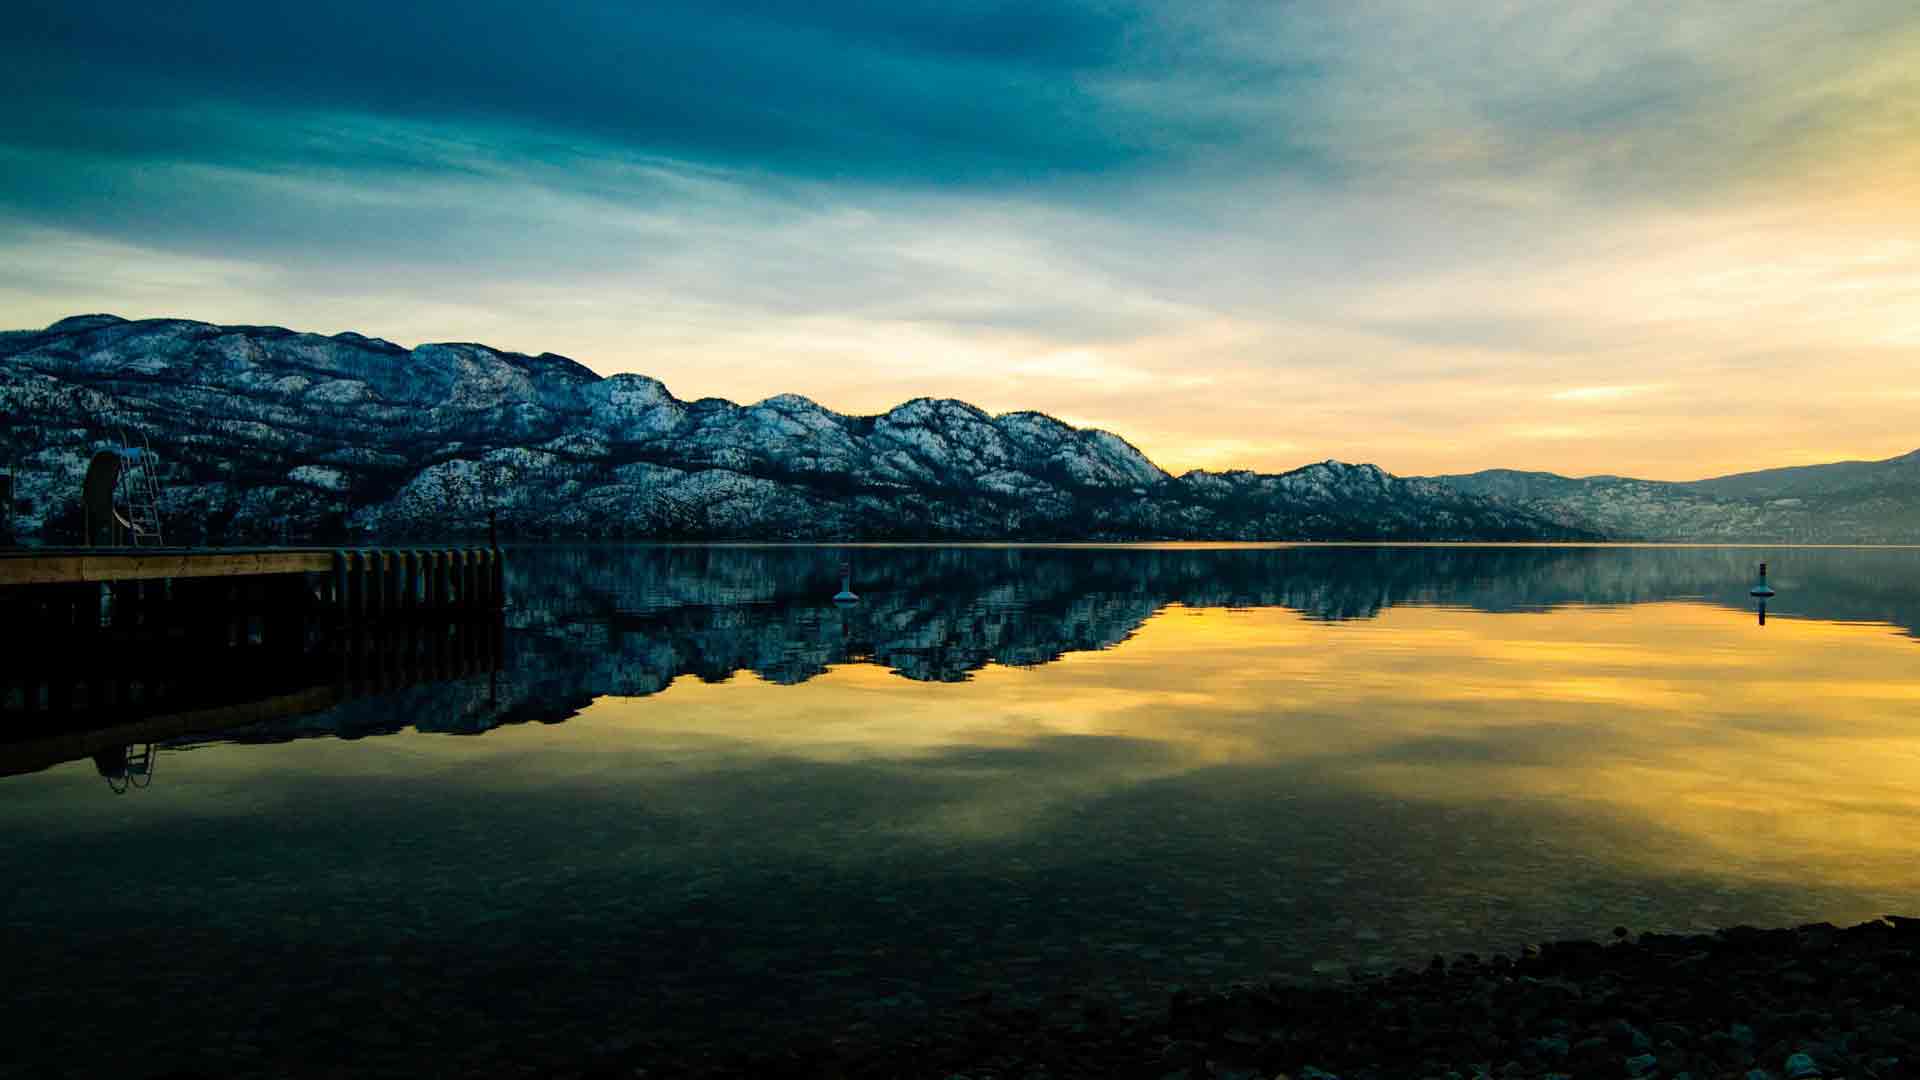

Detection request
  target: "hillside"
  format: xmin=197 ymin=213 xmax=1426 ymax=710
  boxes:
xmin=1429 ymin=452 xmax=1920 ymax=543
xmin=0 ymin=315 xmax=1582 ymax=543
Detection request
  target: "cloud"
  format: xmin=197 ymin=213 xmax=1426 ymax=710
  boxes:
xmin=10 ymin=1 xmax=1905 ymax=202
xmin=1008 ymin=348 xmax=1215 ymax=390
xmin=0 ymin=1 xmax=1210 ymax=187
xmin=2 ymin=2 xmax=1918 ymax=480
xmin=1506 ymin=425 xmax=1593 ymax=441
xmin=1183 ymin=0 xmax=1920 ymax=201
xmin=1549 ymin=385 xmax=1663 ymax=402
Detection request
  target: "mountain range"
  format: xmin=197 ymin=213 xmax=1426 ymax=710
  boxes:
xmin=0 ymin=314 xmax=1910 ymax=543
xmin=1431 ymin=451 xmax=1920 ymax=543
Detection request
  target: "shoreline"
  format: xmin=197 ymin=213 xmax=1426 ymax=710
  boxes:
xmin=581 ymin=917 xmax=1919 ymax=1079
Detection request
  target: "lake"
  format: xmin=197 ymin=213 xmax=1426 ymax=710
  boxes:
xmin=4 ymin=544 xmax=1918 ymax=1075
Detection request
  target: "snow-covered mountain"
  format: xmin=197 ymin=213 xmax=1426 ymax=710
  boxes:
xmin=0 ymin=314 xmax=1583 ymax=542
xmin=1427 ymin=450 xmax=1920 ymax=543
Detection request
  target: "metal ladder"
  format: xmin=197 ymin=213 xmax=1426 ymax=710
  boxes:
xmin=104 ymin=744 xmax=158 ymax=794
xmin=115 ymin=427 xmax=166 ymax=546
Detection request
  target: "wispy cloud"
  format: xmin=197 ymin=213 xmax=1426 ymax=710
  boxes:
xmin=1507 ymin=425 xmax=1594 ymax=441
xmin=1549 ymin=385 xmax=1664 ymax=403
xmin=1 ymin=1 xmax=1917 ymax=480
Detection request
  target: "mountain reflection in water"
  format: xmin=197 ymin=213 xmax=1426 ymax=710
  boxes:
xmin=166 ymin=544 xmax=1920 ymax=745
xmin=2 ymin=544 xmax=1919 ymax=1076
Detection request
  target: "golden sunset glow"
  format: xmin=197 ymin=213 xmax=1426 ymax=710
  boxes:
xmin=385 ymin=599 xmax=1914 ymax=895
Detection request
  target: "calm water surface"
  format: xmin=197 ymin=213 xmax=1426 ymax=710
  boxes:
xmin=4 ymin=544 xmax=1919 ymax=1074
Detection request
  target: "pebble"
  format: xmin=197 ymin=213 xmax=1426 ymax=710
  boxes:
xmin=1783 ymin=1052 xmax=1821 ymax=1078
xmin=35 ymin=914 xmax=1920 ymax=1079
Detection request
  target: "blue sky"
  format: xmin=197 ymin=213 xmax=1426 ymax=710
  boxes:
xmin=4 ymin=1 xmax=1917 ymax=477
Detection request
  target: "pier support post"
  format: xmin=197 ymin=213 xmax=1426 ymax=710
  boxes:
xmin=332 ymin=550 xmax=349 ymax=614
xmin=401 ymin=551 xmax=420 ymax=613
xmin=386 ymin=551 xmax=405 ymax=616
xmin=444 ymin=550 xmax=461 ymax=610
xmin=348 ymin=552 xmax=367 ymax=621
xmin=464 ymin=549 xmax=481 ymax=613
xmin=377 ymin=551 xmax=394 ymax=617
xmin=472 ymin=549 xmax=486 ymax=611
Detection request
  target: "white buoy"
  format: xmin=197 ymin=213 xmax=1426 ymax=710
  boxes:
xmin=1749 ymin=561 xmax=1776 ymax=598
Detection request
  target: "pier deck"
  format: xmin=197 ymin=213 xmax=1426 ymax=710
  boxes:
xmin=0 ymin=547 xmax=334 ymax=587
xmin=0 ymin=545 xmax=506 ymax=615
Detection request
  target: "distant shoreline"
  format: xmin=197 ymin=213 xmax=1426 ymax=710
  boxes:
xmin=10 ymin=539 xmax=1920 ymax=551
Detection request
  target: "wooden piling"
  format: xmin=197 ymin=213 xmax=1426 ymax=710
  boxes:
xmin=401 ymin=551 xmax=419 ymax=612
xmin=331 ymin=551 xmax=348 ymax=612
xmin=348 ymin=551 xmax=367 ymax=619
xmin=469 ymin=549 xmax=488 ymax=611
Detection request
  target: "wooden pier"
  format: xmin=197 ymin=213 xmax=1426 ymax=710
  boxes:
xmin=0 ymin=546 xmax=506 ymax=615
xmin=1 ymin=546 xmax=513 ymax=777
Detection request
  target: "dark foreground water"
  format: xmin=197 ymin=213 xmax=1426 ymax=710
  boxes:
xmin=4 ymin=544 xmax=1920 ymax=1075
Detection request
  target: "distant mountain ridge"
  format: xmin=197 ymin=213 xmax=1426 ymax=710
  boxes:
xmin=0 ymin=314 xmax=1580 ymax=543
xmin=1690 ymin=450 xmax=1920 ymax=499
xmin=1426 ymin=450 xmax=1920 ymax=543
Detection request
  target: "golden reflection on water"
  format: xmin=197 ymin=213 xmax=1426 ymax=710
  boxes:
xmin=575 ymin=600 xmax=1920 ymax=891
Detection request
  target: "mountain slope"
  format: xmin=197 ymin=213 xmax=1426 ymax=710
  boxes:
xmin=0 ymin=314 xmax=1584 ymax=543
xmin=1429 ymin=451 xmax=1920 ymax=543
xmin=1689 ymin=449 xmax=1920 ymax=499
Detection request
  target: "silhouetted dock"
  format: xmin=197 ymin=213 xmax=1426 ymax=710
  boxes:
xmin=0 ymin=545 xmax=506 ymax=616
xmin=1 ymin=544 xmax=510 ymax=780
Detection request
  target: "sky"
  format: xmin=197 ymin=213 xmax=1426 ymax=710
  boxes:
xmin=2 ymin=1 xmax=1916 ymax=480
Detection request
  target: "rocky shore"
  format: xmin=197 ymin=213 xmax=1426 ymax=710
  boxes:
xmin=583 ymin=918 xmax=1919 ymax=1080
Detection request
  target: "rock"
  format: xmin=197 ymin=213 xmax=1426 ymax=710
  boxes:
xmin=1783 ymin=1052 xmax=1821 ymax=1078
xmin=1573 ymin=1036 xmax=1610 ymax=1058
xmin=1652 ymin=1022 xmax=1694 ymax=1047
xmin=1609 ymin=1020 xmax=1653 ymax=1052
xmin=1625 ymin=1053 xmax=1659 ymax=1077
